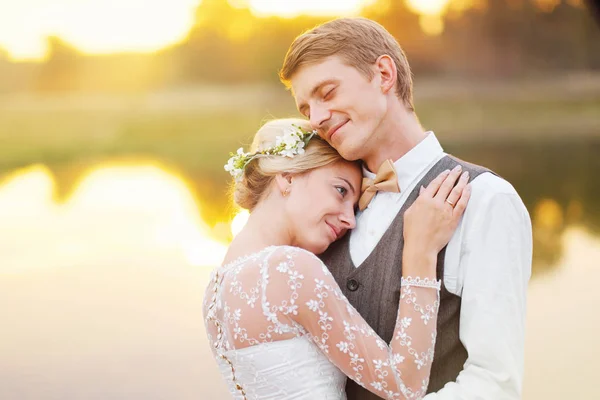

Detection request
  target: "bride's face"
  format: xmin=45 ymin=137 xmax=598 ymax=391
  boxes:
xmin=284 ymin=160 xmax=362 ymax=255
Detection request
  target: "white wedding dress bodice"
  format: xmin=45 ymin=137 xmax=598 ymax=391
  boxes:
xmin=216 ymin=336 xmax=346 ymax=399
xmin=203 ymin=245 xmax=441 ymax=400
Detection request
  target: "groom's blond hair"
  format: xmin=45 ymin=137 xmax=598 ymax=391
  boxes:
xmin=280 ymin=17 xmax=414 ymax=111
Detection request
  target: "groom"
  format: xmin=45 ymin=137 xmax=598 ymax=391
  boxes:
xmin=279 ymin=18 xmax=532 ymax=399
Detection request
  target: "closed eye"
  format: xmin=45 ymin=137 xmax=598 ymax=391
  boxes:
xmin=324 ymin=87 xmax=336 ymax=100
xmin=298 ymin=105 xmax=309 ymax=118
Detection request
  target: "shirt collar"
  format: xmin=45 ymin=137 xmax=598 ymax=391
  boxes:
xmin=362 ymin=131 xmax=444 ymax=192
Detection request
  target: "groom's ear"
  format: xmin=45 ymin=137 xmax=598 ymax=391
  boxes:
xmin=374 ymin=55 xmax=397 ymax=95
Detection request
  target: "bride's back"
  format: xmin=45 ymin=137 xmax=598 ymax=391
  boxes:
xmin=204 ymin=246 xmax=302 ymax=351
xmin=202 ymin=245 xmax=347 ymax=399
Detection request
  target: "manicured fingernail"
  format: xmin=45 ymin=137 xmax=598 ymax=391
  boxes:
xmin=462 ymin=171 xmax=469 ymax=179
xmin=443 ymin=169 xmax=451 ymax=175
xmin=420 ymin=186 xmax=425 ymax=194
xmin=453 ymin=165 xmax=462 ymax=172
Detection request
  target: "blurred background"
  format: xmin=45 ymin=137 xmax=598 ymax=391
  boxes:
xmin=0 ymin=0 xmax=599 ymax=399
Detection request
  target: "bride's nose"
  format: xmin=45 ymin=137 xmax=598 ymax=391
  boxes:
xmin=339 ymin=204 xmax=356 ymax=230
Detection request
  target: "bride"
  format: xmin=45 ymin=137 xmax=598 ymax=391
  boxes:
xmin=203 ymin=118 xmax=471 ymax=399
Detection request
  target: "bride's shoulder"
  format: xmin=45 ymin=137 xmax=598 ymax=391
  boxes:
xmin=270 ymin=245 xmax=320 ymax=261
xmin=267 ymin=245 xmax=326 ymax=273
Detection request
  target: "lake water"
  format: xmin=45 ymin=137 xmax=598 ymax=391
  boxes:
xmin=0 ymin=138 xmax=599 ymax=399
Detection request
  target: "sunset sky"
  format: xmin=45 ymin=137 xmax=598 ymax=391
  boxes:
xmin=0 ymin=0 xmax=454 ymax=61
xmin=0 ymin=0 xmax=199 ymax=60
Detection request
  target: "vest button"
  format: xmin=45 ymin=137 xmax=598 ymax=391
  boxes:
xmin=347 ymin=278 xmax=359 ymax=292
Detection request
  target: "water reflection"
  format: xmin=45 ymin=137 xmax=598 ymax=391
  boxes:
xmin=523 ymin=227 xmax=600 ymax=399
xmin=0 ymin=163 xmax=227 ymax=273
xmin=532 ymin=199 xmax=565 ymax=269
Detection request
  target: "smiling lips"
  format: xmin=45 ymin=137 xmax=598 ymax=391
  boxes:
xmin=326 ymin=222 xmax=342 ymax=241
xmin=326 ymin=119 xmax=348 ymax=141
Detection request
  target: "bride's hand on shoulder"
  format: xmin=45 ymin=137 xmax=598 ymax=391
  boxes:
xmin=404 ymin=165 xmax=471 ymax=256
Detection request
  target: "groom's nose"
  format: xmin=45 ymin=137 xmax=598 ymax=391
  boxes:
xmin=309 ymin=105 xmax=331 ymax=135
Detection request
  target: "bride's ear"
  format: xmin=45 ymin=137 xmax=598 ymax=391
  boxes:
xmin=274 ymin=173 xmax=293 ymax=195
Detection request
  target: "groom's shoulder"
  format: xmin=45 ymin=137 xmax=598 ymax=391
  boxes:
xmin=467 ymin=169 xmax=528 ymax=217
xmin=446 ymin=155 xmax=526 ymax=211
xmin=446 ymin=155 xmax=516 ymax=195
xmin=472 ymin=172 xmax=520 ymax=199
xmin=448 ymin=155 xmax=495 ymax=176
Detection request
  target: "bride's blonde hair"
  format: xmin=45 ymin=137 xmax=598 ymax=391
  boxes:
xmin=233 ymin=118 xmax=349 ymax=210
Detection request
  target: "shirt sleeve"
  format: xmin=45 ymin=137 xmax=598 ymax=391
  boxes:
xmin=264 ymin=247 xmax=441 ymax=400
xmin=424 ymin=190 xmax=533 ymax=399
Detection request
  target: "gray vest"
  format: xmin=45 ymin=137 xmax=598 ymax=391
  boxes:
xmin=320 ymin=155 xmax=493 ymax=399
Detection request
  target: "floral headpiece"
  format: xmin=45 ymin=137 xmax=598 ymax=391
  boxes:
xmin=224 ymin=125 xmax=318 ymax=182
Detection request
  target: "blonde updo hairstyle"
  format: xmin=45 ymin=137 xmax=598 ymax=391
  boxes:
xmin=233 ymin=118 xmax=350 ymax=210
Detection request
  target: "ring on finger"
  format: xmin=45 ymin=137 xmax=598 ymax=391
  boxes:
xmin=445 ymin=199 xmax=455 ymax=207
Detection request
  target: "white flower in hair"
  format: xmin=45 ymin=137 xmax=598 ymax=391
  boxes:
xmin=280 ymin=149 xmax=295 ymax=158
xmin=223 ymin=147 xmax=248 ymax=181
xmin=282 ymin=128 xmax=300 ymax=147
xmin=224 ymin=125 xmax=317 ymax=182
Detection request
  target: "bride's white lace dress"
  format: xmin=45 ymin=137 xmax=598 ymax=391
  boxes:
xmin=203 ymin=245 xmax=441 ymax=400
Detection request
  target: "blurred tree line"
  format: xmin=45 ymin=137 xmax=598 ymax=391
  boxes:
xmin=0 ymin=0 xmax=598 ymax=93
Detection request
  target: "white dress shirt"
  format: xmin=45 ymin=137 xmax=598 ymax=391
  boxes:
xmin=350 ymin=132 xmax=533 ymax=399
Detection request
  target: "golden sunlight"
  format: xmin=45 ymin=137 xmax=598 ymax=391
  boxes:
xmin=69 ymin=164 xmax=229 ymax=267
xmin=532 ymin=0 xmax=561 ymax=12
xmin=0 ymin=163 xmax=228 ymax=271
xmin=405 ymin=0 xmax=451 ymax=35
xmin=534 ymin=199 xmax=564 ymax=230
xmin=0 ymin=0 xmax=198 ymax=60
xmin=0 ymin=0 xmax=469 ymax=60
xmin=405 ymin=0 xmax=450 ymax=15
xmin=246 ymin=0 xmax=373 ymax=17
xmin=231 ymin=209 xmax=250 ymax=237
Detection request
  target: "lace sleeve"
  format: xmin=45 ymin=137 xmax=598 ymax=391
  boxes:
xmin=265 ymin=247 xmax=441 ymax=400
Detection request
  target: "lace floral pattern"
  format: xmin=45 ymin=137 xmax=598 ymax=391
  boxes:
xmin=203 ymin=245 xmax=441 ymax=400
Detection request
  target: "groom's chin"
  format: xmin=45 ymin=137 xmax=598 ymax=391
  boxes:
xmin=336 ymin=142 xmax=363 ymax=163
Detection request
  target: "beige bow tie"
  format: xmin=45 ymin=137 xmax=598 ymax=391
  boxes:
xmin=358 ymin=159 xmax=401 ymax=211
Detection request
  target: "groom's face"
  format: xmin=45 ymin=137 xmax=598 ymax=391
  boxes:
xmin=291 ymin=56 xmax=387 ymax=161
